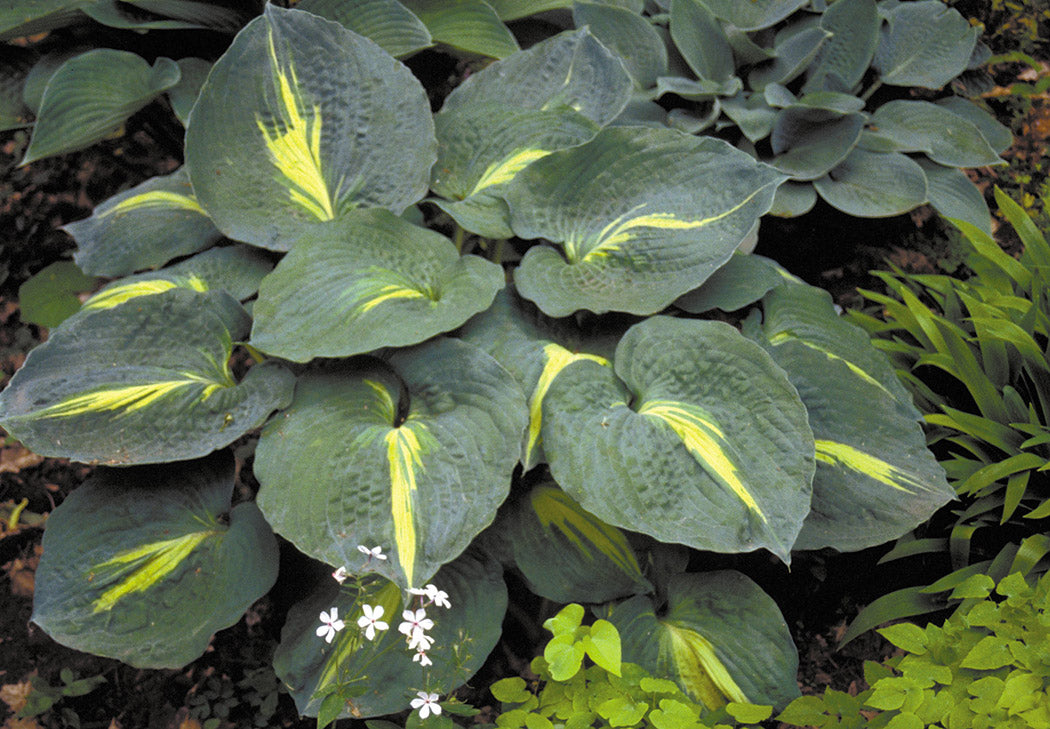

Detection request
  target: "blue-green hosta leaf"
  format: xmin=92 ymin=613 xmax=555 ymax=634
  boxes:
xmin=507 ymin=483 xmax=651 ymax=603
xmin=572 ymin=2 xmax=667 ymax=90
xmin=814 ymin=148 xmax=927 ymax=217
xmin=21 ymin=50 xmax=81 ymax=115
xmin=85 ymin=0 xmax=255 ymax=31
xmin=17 ymin=261 xmax=98 ymax=329
xmin=22 ymin=49 xmax=180 ymax=164
xmin=185 ymin=5 xmax=436 ymax=251
xmin=167 ymin=58 xmax=211 ymax=126
xmin=747 ymin=20 xmax=830 ymax=91
xmin=696 ymin=0 xmax=805 ymax=31
xmin=0 ymin=288 xmax=294 ymax=464
xmin=32 ymin=451 xmax=278 ymax=668
xmin=291 ymin=0 xmax=433 ymax=57
xmin=934 ymin=98 xmax=1012 ymax=155
xmin=768 ymin=180 xmax=818 ymax=217
xmin=250 ymin=209 xmax=503 ymax=361
xmin=608 ymin=571 xmax=800 ymax=709
xmin=0 ymin=46 xmax=36 ymax=130
xmin=655 ymin=75 xmax=741 ymax=101
xmin=721 ymin=92 xmax=777 ymax=143
xmin=439 ymin=28 xmax=633 ymax=127
xmin=867 ymin=101 xmax=1004 ymax=168
xmin=459 ymin=288 xmax=617 ymax=471
xmin=770 ymin=108 xmax=865 ymax=180
xmin=674 ymin=252 xmax=785 ymax=314
xmin=255 ymin=340 xmax=527 ymax=589
xmin=66 ymin=168 xmax=222 ymax=277
xmin=873 ymin=1 xmax=977 ymax=89
xmin=0 ymin=0 xmax=90 ymax=40
xmin=543 ymin=317 xmax=814 ymax=562
xmin=919 ymin=159 xmax=992 ymax=235
xmin=744 ymin=282 xmax=955 ymax=551
xmin=402 ymin=0 xmax=517 ymax=58
xmin=803 ymin=0 xmax=878 ymax=93
xmin=274 ymin=551 xmax=506 ymax=718
xmin=507 ymin=127 xmax=785 ymax=316
xmin=484 ymin=0 xmax=577 ymax=19
xmin=430 ymin=102 xmax=600 ymax=238
xmin=670 ymin=0 xmax=733 ymax=82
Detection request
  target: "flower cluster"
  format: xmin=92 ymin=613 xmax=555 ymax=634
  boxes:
xmin=316 ymin=546 xmax=454 ymax=719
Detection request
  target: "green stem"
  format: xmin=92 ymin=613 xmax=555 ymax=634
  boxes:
xmin=492 ymin=239 xmax=506 ymax=264
xmin=453 ymin=224 xmax=465 ymax=254
xmin=860 ymin=78 xmax=884 ymax=103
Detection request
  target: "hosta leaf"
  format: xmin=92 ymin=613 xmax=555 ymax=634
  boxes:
xmin=696 ymin=0 xmax=806 ymax=31
xmin=167 ymin=58 xmax=211 ymax=126
xmin=543 ymin=317 xmax=814 ymax=562
xmin=918 ymin=159 xmax=992 ymax=235
xmin=770 ymin=108 xmax=865 ymax=181
xmin=748 ymin=21 xmax=829 ymax=91
xmin=254 ymin=340 xmax=527 ymax=589
xmin=670 ymin=0 xmax=733 ymax=82
xmin=22 ymin=50 xmax=180 ymax=164
xmin=721 ymin=92 xmax=777 ymax=143
xmin=17 ymin=261 xmax=97 ymax=329
xmin=609 ymin=571 xmax=800 ymax=709
xmin=0 ymin=46 xmax=36 ymax=130
xmin=402 ymin=0 xmax=518 ymax=58
xmin=507 ymin=483 xmax=651 ymax=603
xmin=0 ymin=288 xmax=295 ymax=464
xmin=297 ymin=0 xmax=432 ymax=57
xmin=439 ymin=28 xmax=633 ymax=127
xmin=185 ymin=5 xmax=436 ymax=251
xmin=66 ymin=168 xmax=222 ymax=276
xmin=122 ymin=0 xmax=255 ymax=29
xmin=867 ymin=101 xmax=1004 ymax=168
xmin=745 ymin=282 xmax=955 ymax=551
xmin=674 ymin=252 xmax=784 ymax=314
xmin=873 ymin=1 xmax=977 ymax=89
xmin=934 ymin=98 xmax=1012 ymax=155
xmin=814 ymin=148 xmax=927 ymax=217
xmin=508 ymin=127 xmax=785 ymax=316
xmin=803 ymin=0 xmax=878 ymax=93
xmin=0 ymin=0 xmax=90 ymax=40
xmin=274 ymin=551 xmax=506 ymax=718
xmin=250 ymin=209 xmax=503 ymax=361
xmin=768 ymin=180 xmax=817 ymax=217
xmin=572 ymin=2 xmax=667 ymax=90
xmin=32 ymin=451 xmax=278 ymax=668
xmin=430 ymin=102 xmax=599 ymax=238
xmin=485 ymin=0 xmax=578 ymax=19
xmin=22 ymin=50 xmax=80 ymax=115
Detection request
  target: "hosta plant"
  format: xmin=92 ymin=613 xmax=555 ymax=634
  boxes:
xmin=1 ymin=5 xmax=957 ymax=722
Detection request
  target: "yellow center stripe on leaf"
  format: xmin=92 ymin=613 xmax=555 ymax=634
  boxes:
xmin=317 ymin=580 xmax=402 ymax=690
xmin=363 ymin=379 xmax=397 ymax=423
xmin=469 ymin=148 xmax=551 ymax=197
xmin=525 ymin=344 xmax=610 ymax=465
xmin=33 ymin=374 xmax=227 ymax=419
xmin=768 ymin=332 xmax=896 ymax=398
xmin=102 ymin=190 xmax=207 ymax=217
xmin=82 ymin=275 xmax=209 ymax=311
xmin=638 ymin=400 xmax=767 ymax=522
xmin=662 ymin=622 xmax=748 ymax=709
xmin=91 ymin=529 xmax=215 ymax=612
xmin=256 ymin=29 xmax=334 ymax=222
xmin=384 ymin=421 xmax=435 ymax=588
xmin=531 ymin=485 xmax=642 ymax=577
xmin=341 ymin=269 xmax=430 ymax=318
xmin=815 ymin=440 xmax=930 ymax=494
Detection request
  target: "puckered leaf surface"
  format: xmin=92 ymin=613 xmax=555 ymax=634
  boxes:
xmin=543 ymin=317 xmax=814 ymax=561
xmin=873 ymin=1 xmax=977 ymax=88
xmin=0 ymin=288 xmax=294 ymax=464
xmin=185 ymin=5 xmax=436 ymax=250
xmin=255 ymin=340 xmax=527 ymax=589
xmin=32 ymin=451 xmax=278 ymax=668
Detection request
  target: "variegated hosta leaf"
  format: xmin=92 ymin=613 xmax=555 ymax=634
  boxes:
xmin=250 ymin=209 xmax=503 ymax=362
xmin=507 ymin=483 xmax=651 ymax=603
xmin=295 ymin=0 xmax=433 ymax=58
xmin=438 ymin=28 xmax=633 ymax=128
xmin=0 ymin=288 xmax=295 ymax=465
xmin=543 ymin=317 xmax=815 ymax=562
xmin=459 ymin=287 xmax=617 ymax=471
xmin=273 ymin=551 xmax=506 ymax=718
xmin=32 ymin=451 xmax=279 ymax=669
xmin=66 ymin=168 xmax=222 ymax=277
xmin=507 ymin=127 xmax=785 ymax=316
xmin=429 ymin=102 xmax=599 ymax=239
xmin=744 ymin=282 xmax=955 ymax=551
xmin=674 ymin=251 xmax=785 ymax=314
xmin=185 ymin=5 xmax=436 ymax=251
xmin=254 ymin=339 xmax=527 ymax=589
xmin=607 ymin=571 xmax=800 ymax=710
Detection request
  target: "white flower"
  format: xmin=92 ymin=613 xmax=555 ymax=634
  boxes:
xmin=410 ymin=691 xmax=441 ymax=719
xmin=331 ymin=566 xmax=349 ymax=584
xmin=398 ymin=608 xmax=434 ymax=637
xmin=357 ymin=545 xmax=387 ymax=561
xmin=316 ymin=608 xmax=345 ymax=644
xmin=412 ymin=648 xmax=433 ymax=667
xmin=408 ymin=628 xmax=435 ymax=652
xmin=356 ymin=604 xmax=389 ymax=641
xmin=408 ymin=584 xmax=451 ymax=609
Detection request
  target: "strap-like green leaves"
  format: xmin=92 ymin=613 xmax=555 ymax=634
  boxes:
xmin=0 ymin=288 xmax=294 ymax=464
xmin=255 ymin=340 xmax=527 ymax=589
xmin=32 ymin=451 xmax=279 ymax=668
xmin=608 ymin=571 xmax=800 ymax=709
xmin=508 ymin=128 xmax=785 ymax=316
xmin=273 ymin=551 xmax=506 ymax=719
xmin=66 ymin=168 xmax=222 ymax=276
xmin=22 ymin=49 xmax=180 ymax=164
xmin=745 ymin=282 xmax=955 ymax=551
xmin=250 ymin=209 xmax=504 ymax=361
xmin=185 ymin=5 xmax=436 ymax=250
xmin=543 ymin=317 xmax=814 ymax=562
